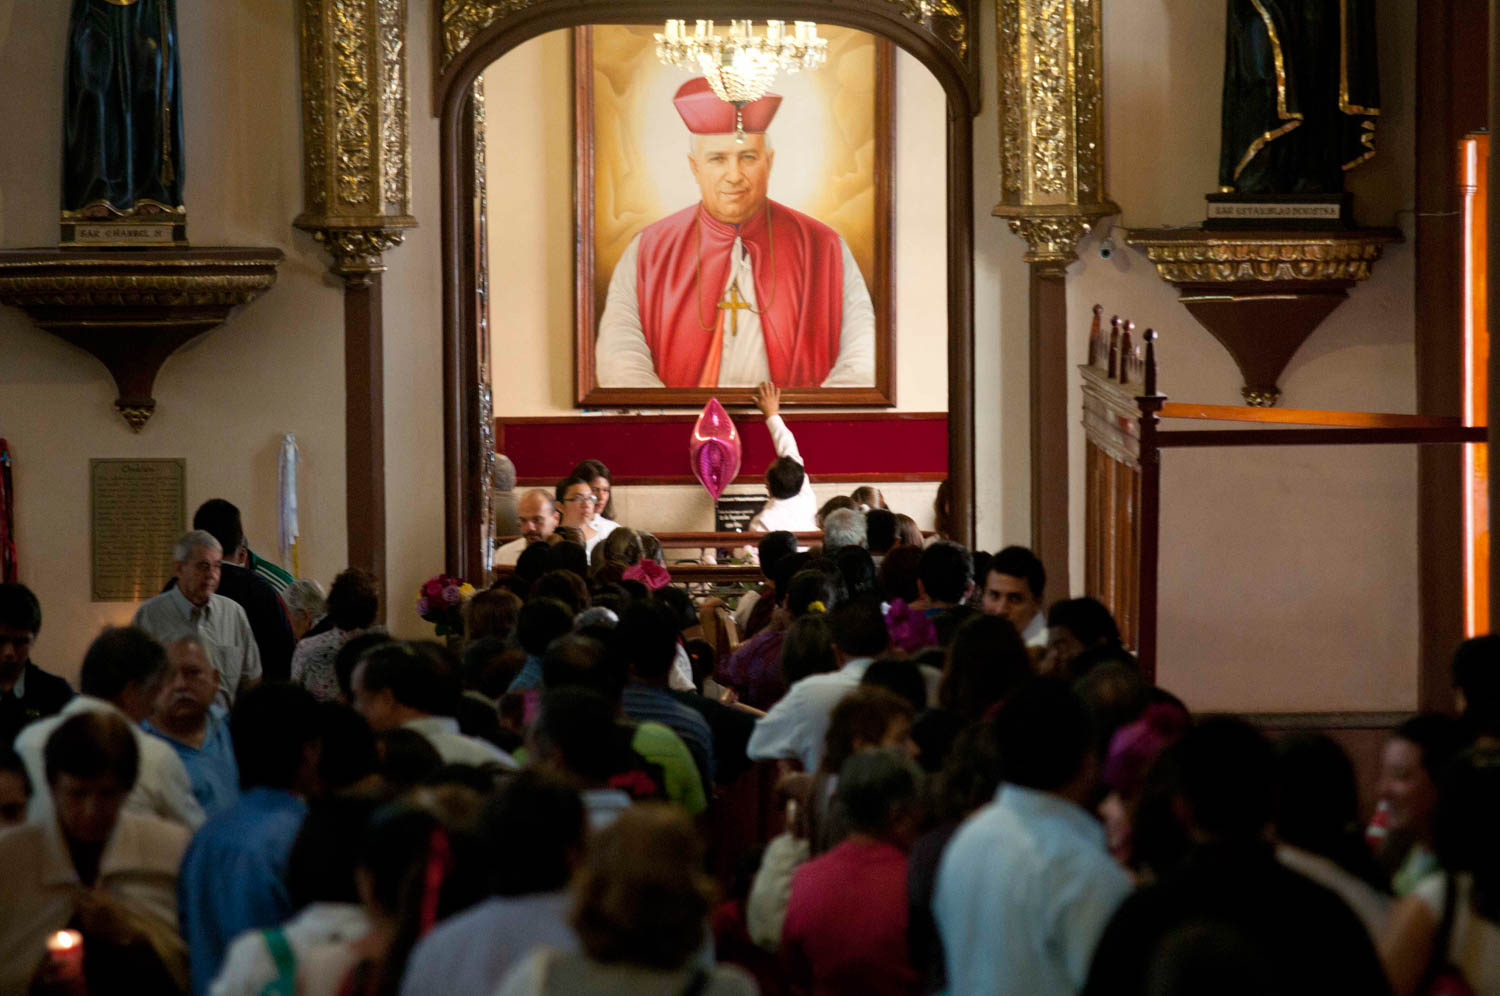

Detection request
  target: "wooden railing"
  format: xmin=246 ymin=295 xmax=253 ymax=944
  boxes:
xmin=1080 ymin=304 xmax=1487 ymax=681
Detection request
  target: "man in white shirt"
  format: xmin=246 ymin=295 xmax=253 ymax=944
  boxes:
xmin=746 ymin=382 xmax=818 ymax=541
xmin=494 ymin=489 xmax=560 ymax=568
xmin=352 ymin=643 xmax=517 ymax=769
xmin=15 ymin=626 xmax=204 ymax=829
xmin=935 ymin=679 xmax=1131 ymax=995
xmin=746 ymin=598 xmax=891 ymax=772
xmin=132 ymin=529 xmax=262 ymax=710
xmin=980 ymin=545 xmax=1050 ymax=648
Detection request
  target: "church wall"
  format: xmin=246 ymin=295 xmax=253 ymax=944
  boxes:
xmin=1061 ymin=0 xmax=1420 ymax=712
xmin=0 ymin=0 xmax=1422 ymax=709
xmin=0 ymin=0 xmax=452 ymax=675
xmin=480 ymin=34 xmax=953 ymax=534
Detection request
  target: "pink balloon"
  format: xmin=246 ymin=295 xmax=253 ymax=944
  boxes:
xmin=690 ymin=398 xmax=742 ymax=501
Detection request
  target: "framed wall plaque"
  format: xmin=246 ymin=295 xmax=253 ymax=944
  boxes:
xmin=90 ymin=458 xmax=185 ymax=601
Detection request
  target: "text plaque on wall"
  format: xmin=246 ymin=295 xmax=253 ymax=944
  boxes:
xmin=90 ymin=459 xmax=185 ymax=601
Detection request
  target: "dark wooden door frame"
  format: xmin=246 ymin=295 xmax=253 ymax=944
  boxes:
xmin=1416 ymin=0 xmax=1487 ymax=710
xmin=434 ymin=1 xmax=981 ymax=581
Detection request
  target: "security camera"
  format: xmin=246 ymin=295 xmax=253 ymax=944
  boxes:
xmin=1098 ymin=236 xmax=1115 ymax=260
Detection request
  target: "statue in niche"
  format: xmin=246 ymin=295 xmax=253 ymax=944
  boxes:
xmin=1219 ymin=0 xmax=1380 ymax=195
xmin=61 ymin=0 xmax=186 ymax=240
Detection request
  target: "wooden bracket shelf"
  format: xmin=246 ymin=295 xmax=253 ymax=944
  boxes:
xmin=0 ymin=247 xmax=283 ymax=430
xmin=1125 ymin=227 xmax=1401 ymax=406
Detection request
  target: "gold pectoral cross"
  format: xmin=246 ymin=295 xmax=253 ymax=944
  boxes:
xmin=717 ymin=280 xmax=753 ymax=337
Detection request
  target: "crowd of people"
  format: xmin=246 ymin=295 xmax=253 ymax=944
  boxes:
xmin=1 ymin=397 xmax=1499 ymax=994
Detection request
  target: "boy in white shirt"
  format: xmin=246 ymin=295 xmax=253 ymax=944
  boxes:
xmin=746 ymin=382 xmax=818 ymax=536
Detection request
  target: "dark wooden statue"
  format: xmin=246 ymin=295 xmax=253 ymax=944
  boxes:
xmin=62 ymin=0 xmax=185 ymax=223
xmin=1219 ymin=0 xmax=1380 ymax=195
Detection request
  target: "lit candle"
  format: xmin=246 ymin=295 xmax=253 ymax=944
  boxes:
xmin=46 ymin=930 xmax=84 ymax=981
xmin=666 ymin=19 xmax=679 ymax=42
xmin=766 ymin=20 xmax=783 ymax=45
xmin=697 ymin=19 xmax=712 ymax=38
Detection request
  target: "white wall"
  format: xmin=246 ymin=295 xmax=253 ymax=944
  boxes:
xmin=0 ymin=0 xmax=446 ymax=677
xmin=0 ymin=1 xmax=1420 ymax=712
xmin=1061 ymin=0 xmax=1419 ymax=711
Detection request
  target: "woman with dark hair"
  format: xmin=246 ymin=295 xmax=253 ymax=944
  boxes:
xmin=498 ymin=804 xmax=755 ymax=995
xmin=931 ymin=480 xmax=952 ymax=541
xmin=832 ymin=546 xmax=879 ymax=600
xmin=329 ymin=799 xmax=487 ymax=996
xmin=1043 ymin=597 xmax=1122 ymax=676
xmin=292 ymin=569 xmax=383 ymax=702
xmin=938 ymin=614 xmax=1033 ymax=725
xmin=806 ymin=687 xmax=917 ymax=855
xmin=893 ymin=514 xmax=924 ymax=550
xmin=778 ymin=615 xmax=838 ymax=691
xmin=568 ymin=463 xmax=621 ymax=559
xmin=463 ymin=588 xmax=522 ymax=645
xmin=878 ymin=546 xmax=923 ymax=604
xmin=1381 ymin=748 xmax=1500 ymax=995
xmin=570 ymin=459 xmax=619 ymax=525
xmin=717 ymin=568 xmax=841 ymax=710
xmin=1376 ymin=714 xmax=1467 ymax=895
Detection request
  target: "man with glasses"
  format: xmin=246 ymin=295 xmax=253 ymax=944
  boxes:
xmin=0 ymin=583 xmax=73 ymax=749
xmin=494 ymin=488 xmax=561 ymax=569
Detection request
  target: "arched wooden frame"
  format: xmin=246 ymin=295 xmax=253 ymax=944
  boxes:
xmin=436 ymin=0 xmax=981 ymax=580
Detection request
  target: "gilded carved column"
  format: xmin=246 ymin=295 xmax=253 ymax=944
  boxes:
xmin=993 ymin=0 xmax=1116 ymax=269
xmin=294 ymin=0 xmax=417 ymax=280
xmin=995 ymin=0 xmax=1116 ymax=595
xmin=294 ymin=0 xmax=416 ymax=603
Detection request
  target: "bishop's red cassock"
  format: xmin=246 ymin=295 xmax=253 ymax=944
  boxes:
xmin=633 ymin=78 xmax=848 ymax=388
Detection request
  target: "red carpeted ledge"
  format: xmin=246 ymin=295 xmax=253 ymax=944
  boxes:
xmin=499 ymin=413 xmax=948 ymax=486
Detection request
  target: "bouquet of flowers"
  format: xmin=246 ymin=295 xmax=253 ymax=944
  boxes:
xmin=884 ymin=598 xmax=938 ymax=653
xmin=416 ymin=574 xmax=476 ymax=637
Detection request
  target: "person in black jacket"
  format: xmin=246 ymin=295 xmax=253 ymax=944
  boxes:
xmin=0 ymin=583 xmax=73 ymax=747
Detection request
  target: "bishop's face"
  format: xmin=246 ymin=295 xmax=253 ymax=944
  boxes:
xmin=690 ymin=133 xmax=774 ymax=225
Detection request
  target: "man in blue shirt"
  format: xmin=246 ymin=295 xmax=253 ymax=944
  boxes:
xmin=144 ymin=639 xmax=238 ymax=818
xmin=934 ymin=678 xmax=1132 ymax=995
xmin=178 ymin=683 xmax=323 ymax=993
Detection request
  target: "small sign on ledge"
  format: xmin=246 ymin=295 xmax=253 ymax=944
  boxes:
xmin=1204 ymin=192 xmax=1353 ymax=231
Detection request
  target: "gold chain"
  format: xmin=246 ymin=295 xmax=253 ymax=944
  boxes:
xmin=693 ymin=203 xmax=777 ymax=333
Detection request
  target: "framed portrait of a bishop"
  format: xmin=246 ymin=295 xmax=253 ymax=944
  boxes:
xmin=574 ymin=25 xmax=895 ymax=407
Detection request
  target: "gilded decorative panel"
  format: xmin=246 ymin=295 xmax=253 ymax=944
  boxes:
xmin=994 ymin=0 xmax=1115 ymax=268
xmin=296 ymin=0 xmax=417 ymax=279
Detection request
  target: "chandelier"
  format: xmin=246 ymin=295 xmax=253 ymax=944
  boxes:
xmin=656 ymin=19 xmax=828 ymax=134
